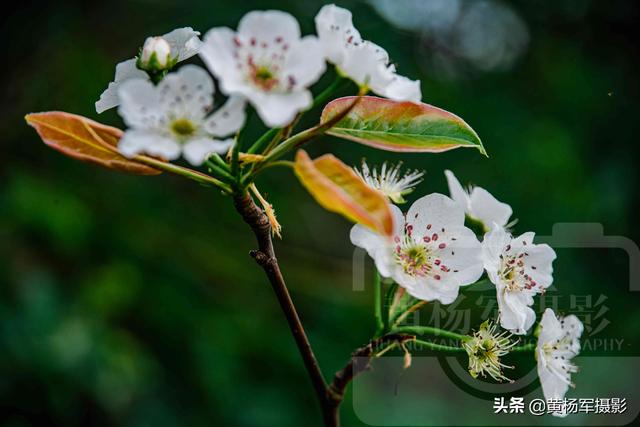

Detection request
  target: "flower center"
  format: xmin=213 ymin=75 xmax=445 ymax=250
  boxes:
xmin=393 ymin=223 xmax=453 ymax=280
xmin=395 ymin=237 xmax=432 ymax=277
xmin=499 ymin=249 xmax=537 ymax=292
xmin=171 ymin=118 xmax=196 ymax=137
xmin=463 ymin=321 xmax=515 ymax=382
xmin=232 ymin=35 xmax=297 ymax=93
xmin=255 ymin=66 xmax=274 ymax=81
xmin=251 ymin=65 xmax=279 ymax=91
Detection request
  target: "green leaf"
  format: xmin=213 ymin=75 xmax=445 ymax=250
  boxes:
xmin=321 ymin=96 xmax=486 ymax=155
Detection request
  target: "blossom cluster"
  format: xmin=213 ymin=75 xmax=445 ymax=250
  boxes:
xmin=95 ymin=5 xmax=421 ymax=166
xmin=350 ymin=165 xmax=583 ymax=415
xmin=89 ymin=3 xmax=585 ymax=418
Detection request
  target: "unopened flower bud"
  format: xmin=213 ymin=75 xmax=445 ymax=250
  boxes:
xmin=139 ymin=36 xmax=172 ymax=69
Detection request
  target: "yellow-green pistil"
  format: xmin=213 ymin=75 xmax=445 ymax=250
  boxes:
xmin=255 ymin=66 xmax=274 ymax=81
xmin=171 ymin=119 xmax=196 ymax=137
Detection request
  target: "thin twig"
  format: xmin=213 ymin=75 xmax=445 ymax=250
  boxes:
xmin=233 ymin=192 xmax=332 ymax=425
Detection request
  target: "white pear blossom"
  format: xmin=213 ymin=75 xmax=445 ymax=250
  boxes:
xmin=354 ymin=161 xmax=424 ymax=204
xmin=536 ymin=308 xmax=583 ymax=417
xmin=351 ymin=193 xmax=483 ymax=304
xmin=482 ymin=227 xmax=556 ymax=335
xmin=96 ymin=27 xmax=202 ymax=113
xmin=445 ymin=170 xmax=513 ymax=232
xmin=315 ymin=4 xmax=421 ymax=102
xmin=116 ymin=65 xmax=246 ymax=166
xmin=200 ymin=10 xmax=326 ymax=127
xmin=463 ymin=320 xmax=517 ymax=382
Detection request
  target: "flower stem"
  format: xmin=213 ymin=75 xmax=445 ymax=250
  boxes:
xmin=134 ymin=155 xmax=232 ymax=193
xmin=510 ymin=343 xmax=535 ymax=353
xmin=382 ymin=282 xmax=397 ymax=332
xmin=247 ymin=127 xmax=281 ymax=154
xmin=373 ymin=271 xmax=384 ymax=338
xmin=204 ymin=159 xmax=235 ymax=183
xmin=412 ymin=339 xmax=465 ymax=353
xmin=391 ymin=325 xmax=470 ymax=342
xmin=262 ymin=160 xmax=294 ymax=170
xmin=230 ymin=135 xmax=241 ymax=180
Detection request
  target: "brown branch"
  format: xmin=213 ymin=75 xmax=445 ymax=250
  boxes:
xmin=233 ymin=192 xmax=333 ymax=425
xmin=234 ymin=191 xmax=416 ymax=426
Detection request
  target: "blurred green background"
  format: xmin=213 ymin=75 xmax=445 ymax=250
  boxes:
xmin=1 ymin=0 xmax=639 ymax=425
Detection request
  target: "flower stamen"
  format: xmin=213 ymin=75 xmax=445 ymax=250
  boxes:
xmin=463 ymin=320 xmax=517 ymax=382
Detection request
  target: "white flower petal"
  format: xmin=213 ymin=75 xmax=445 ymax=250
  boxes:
xmin=350 ymin=224 xmax=382 ymax=257
xmin=117 ymin=78 xmax=162 ymax=129
xmin=157 ymin=65 xmax=214 ymax=120
xmin=315 ymin=4 xmax=362 ymax=64
xmin=96 ymin=59 xmax=148 ymax=114
xmin=469 ymin=186 xmax=513 ymax=230
xmin=238 ymin=10 xmax=301 ymax=42
xmin=284 ymin=36 xmax=326 ymax=89
xmin=481 ymin=227 xmax=511 ymax=274
xmin=182 ymin=138 xmax=233 ymax=166
xmin=435 ymin=227 xmax=484 ymax=285
xmin=247 ymin=90 xmax=312 ymax=127
xmin=119 ymin=129 xmax=180 ymax=160
xmin=405 ymin=193 xmax=465 ymax=238
xmin=203 ymin=96 xmax=247 ymax=137
xmin=497 ymin=285 xmax=536 ymax=334
xmin=351 ymin=205 xmax=403 ymax=278
xmin=537 ymin=358 xmax=570 ymax=409
xmin=381 ymin=74 xmax=422 ymax=103
xmin=511 ymin=231 xmax=535 ymax=251
xmin=403 ymin=275 xmax=463 ymax=305
xmin=539 ymin=308 xmax=562 ymax=342
xmin=562 ymin=315 xmax=584 ymax=350
xmin=525 ymin=243 xmax=556 ymax=288
xmin=339 ymin=41 xmax=390 ymax=88
xmin=338 ymin=40 xmax=421 ymax=102
xmin=445 ymin=170 xmax=513 ymax=231
xmin=444 ymin=170 xmax=471 ymax=211
xmin=162 ymin=27 xmax=202 ymax=61
xmin=199 ymin=27 xmax=242 ymax=95
xmin=350 ymin=205 xmax=403 ymax=256
xmin=350 ymin=225 xmax=395 ymax=277
xmin=536 ymin=309 xmax=584 ymax=415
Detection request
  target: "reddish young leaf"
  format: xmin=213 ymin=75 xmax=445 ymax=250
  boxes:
xmin=25 ymin=111 xmax=161 ymax=175
xmin=321 ymin=96 xmax=485 ymax=155
xmin=294 ymin=150 xmax=394 ymax=236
